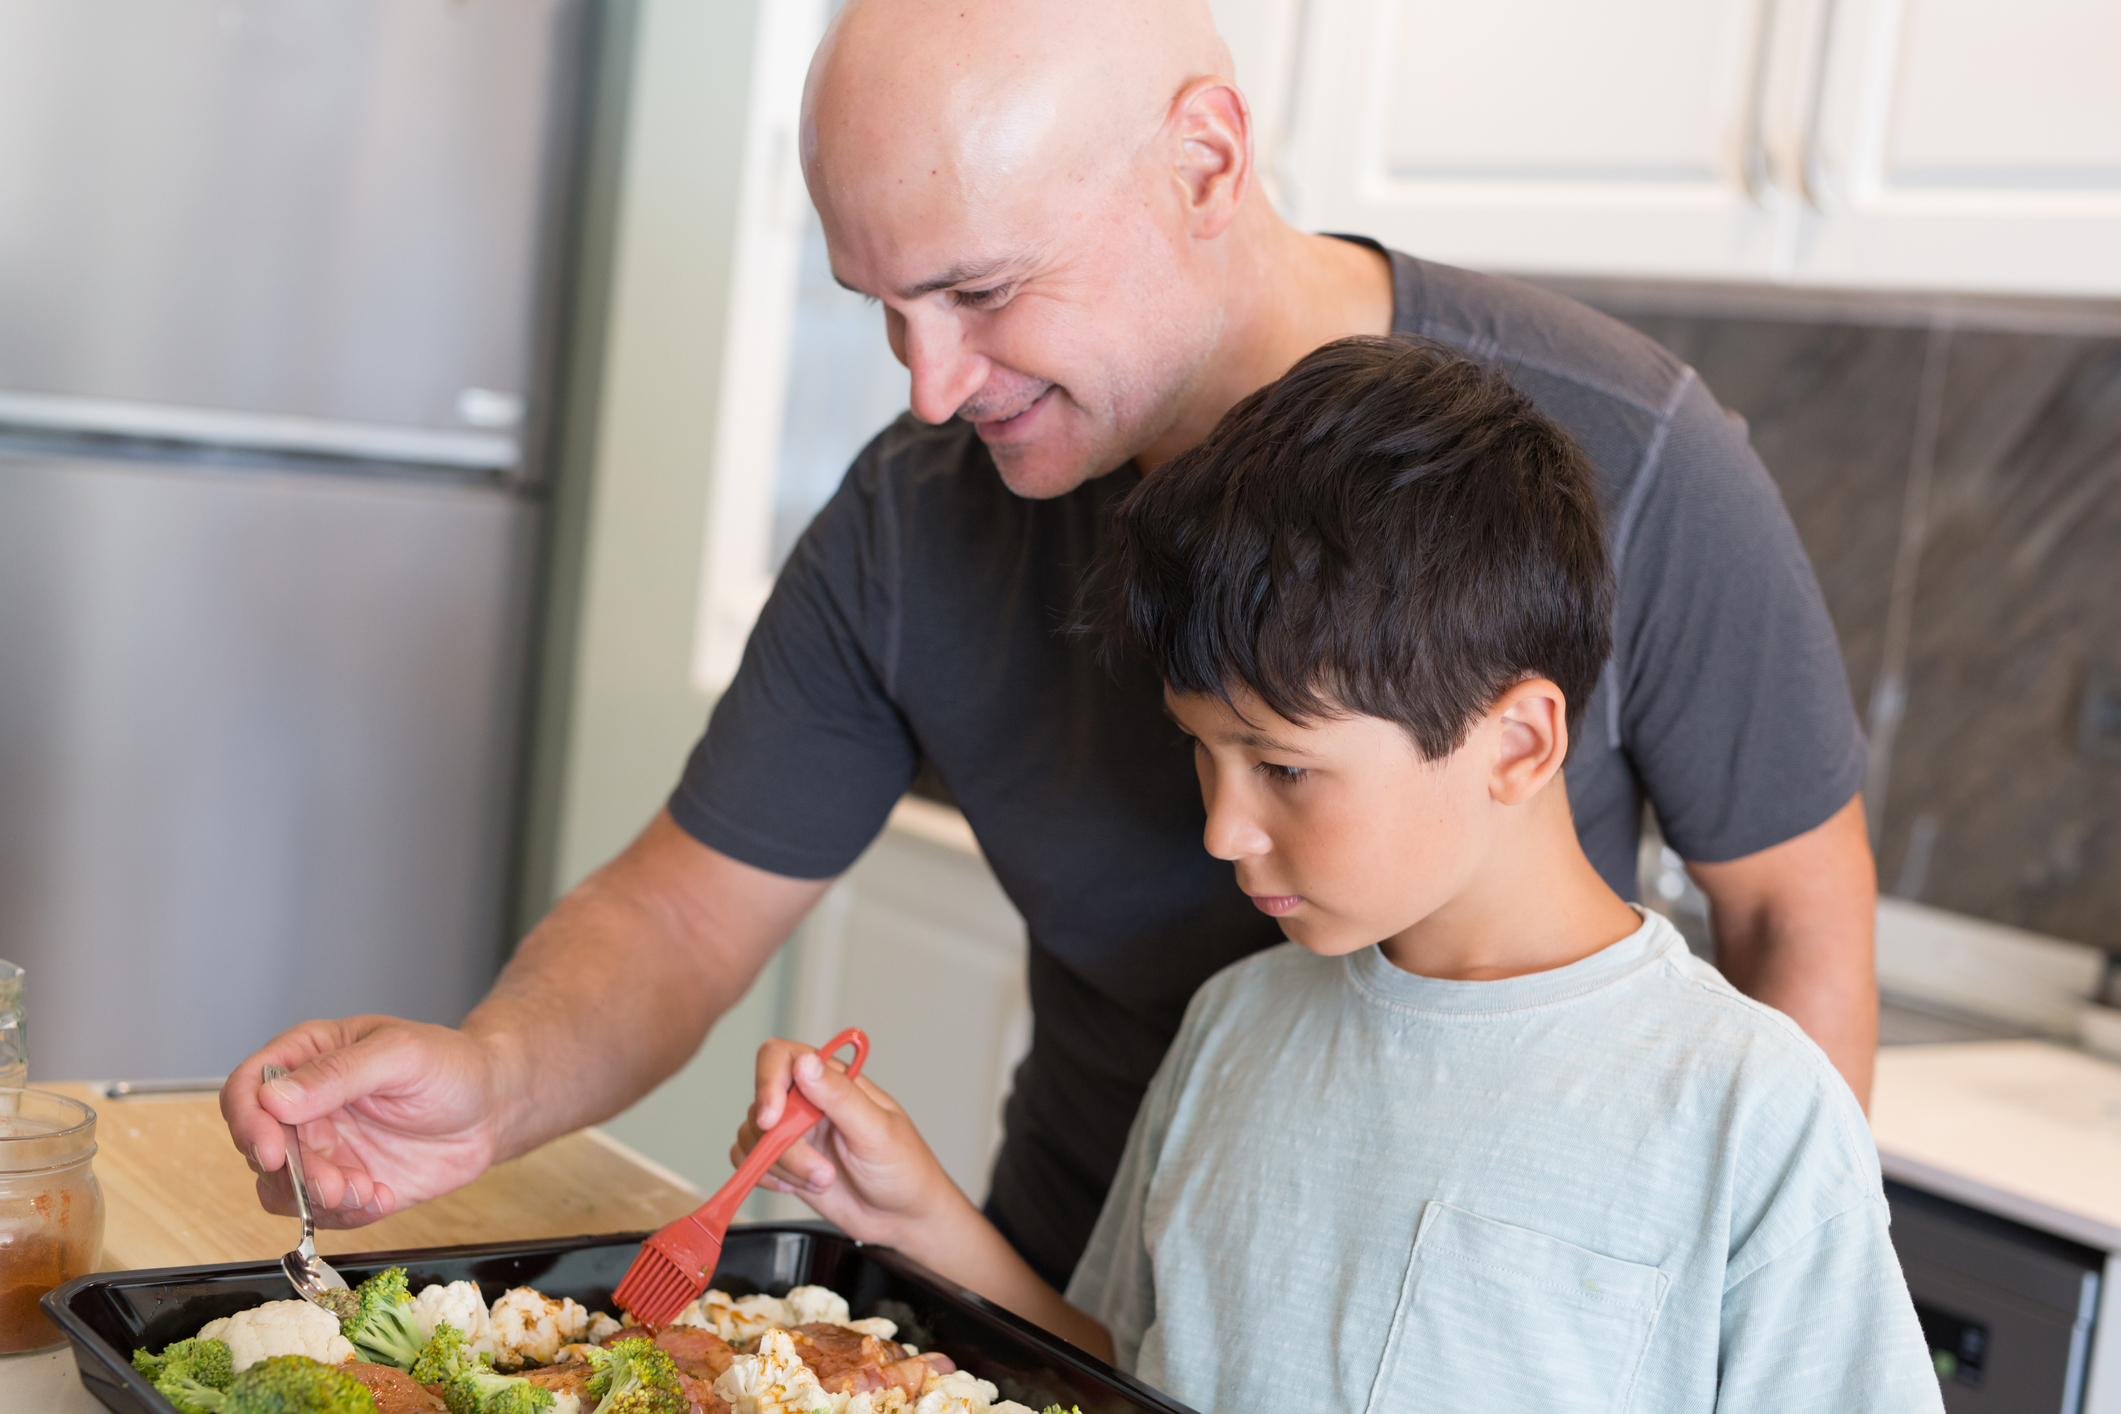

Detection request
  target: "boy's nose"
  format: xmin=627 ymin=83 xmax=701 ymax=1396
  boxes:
xmin=1201 ymin=785 xmax=1272 ymax=863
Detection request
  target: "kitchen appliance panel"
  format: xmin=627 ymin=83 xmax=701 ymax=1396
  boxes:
xmin=0 ymin=0 xmax=583 ymax=443
xmin=0 ymin=448 xmax=536 ymax=1081
xmin=45 ymin=1225 xmax=1200 ymax=1414
xmin=1886 ymin=1180 xmax=2104 ymax=1413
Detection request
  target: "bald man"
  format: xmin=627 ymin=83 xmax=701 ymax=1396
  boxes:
xmin=222 ymin=0 xmax=1877 ymax=1288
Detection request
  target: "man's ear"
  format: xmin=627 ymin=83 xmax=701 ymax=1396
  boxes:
xmin=1487 ymin=678 xmax=1570 ymax=806
xmin=1168 ymin=76 xmax=1252 ymax=239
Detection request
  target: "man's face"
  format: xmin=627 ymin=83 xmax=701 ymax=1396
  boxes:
xmin=1165 ymin=685 xmax=1499 ymax=957
xmin=810 ymin=150 xmax=1218 ymax=500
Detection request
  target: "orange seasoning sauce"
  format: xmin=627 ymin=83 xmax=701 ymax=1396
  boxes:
xmin=0 ymin=1093 xmax=106 ymax=1354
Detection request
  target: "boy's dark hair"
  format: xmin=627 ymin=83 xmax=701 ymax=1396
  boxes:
xmin=1083 ymin=336 xmax=1613 ymax=760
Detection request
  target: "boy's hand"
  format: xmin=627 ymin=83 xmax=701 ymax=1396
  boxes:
xmin=734 ymin=1038 xmax=970 ymax=1247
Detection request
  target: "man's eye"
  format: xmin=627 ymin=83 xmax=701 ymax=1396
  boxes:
xmin=952 ymin=285 xmax=1009 ymax=309
xmin=1257 ymin=762 xmax=1308 ymax=784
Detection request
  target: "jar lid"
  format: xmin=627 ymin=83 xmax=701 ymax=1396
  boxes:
xmin=0 ymin=1089 xmax=97 ymax=1171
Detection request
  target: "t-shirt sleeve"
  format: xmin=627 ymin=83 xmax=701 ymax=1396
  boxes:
xmin=666 ymin=451 xmax=920 ymax=879
xmin=1608 ymin=374 xmax=1868 ymax=862
xmin=1716 ymin=1200 xmax=1943 ymax=1414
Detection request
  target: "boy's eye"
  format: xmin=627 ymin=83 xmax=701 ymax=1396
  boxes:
xmin=1256 ymin=762 xmax=1308 ymax=784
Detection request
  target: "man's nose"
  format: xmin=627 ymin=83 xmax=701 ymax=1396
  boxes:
xmin=900 ymin=312 xmax=988 ymax=425
xmin=1201 ymin=777 xmax=1271 ymax=863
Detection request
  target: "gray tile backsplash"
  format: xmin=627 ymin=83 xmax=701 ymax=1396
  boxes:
xmin=1599 ymin=300 xmax=2121 ymax=953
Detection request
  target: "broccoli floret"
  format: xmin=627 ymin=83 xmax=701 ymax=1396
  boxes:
xmin=161 ymin=1354 xmax=377 ymax=1414
xmin=582 ymin=1337 xmax=684 ymax=1414
xmin=440 ymin=1366 xmax=555 ymax=1414
xmin=338 ymin=1267 xmax=425 ymax=1370
xmin=411 ymin=1320 xmax=481 ymax=1385
xmin=133 ymin=1336 xmax=237 ymax=1413
xmin=133 ymin=1336 xmax=236 ymax=1388
xmin=315 ymin=1290 xmax=360 ymax=1324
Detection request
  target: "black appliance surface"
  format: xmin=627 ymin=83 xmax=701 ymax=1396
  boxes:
xmin=42 ymin=1224 xmax=1195 ymax=1414
xmin=1887 ymin=1180 xmax=2106 ymax=1413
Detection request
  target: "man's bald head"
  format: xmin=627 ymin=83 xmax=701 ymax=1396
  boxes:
xmin=799 ymin=0 xmax=1259 ymax=498
xmin=804 ymin=0 xmax=1231 ymax=214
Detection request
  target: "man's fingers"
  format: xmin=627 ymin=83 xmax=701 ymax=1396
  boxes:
xmin=257 ymin=1027 xmax=401 ymax=1128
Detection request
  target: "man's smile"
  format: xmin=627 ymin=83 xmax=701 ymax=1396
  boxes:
xmin=969 ymin=385 xmax=1056 ymax=439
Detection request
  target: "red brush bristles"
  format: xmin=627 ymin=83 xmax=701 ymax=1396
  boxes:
xmin=611 ymin=1028 xmax=870 ymax=1328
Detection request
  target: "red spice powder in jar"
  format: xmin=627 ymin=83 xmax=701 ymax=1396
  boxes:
xmin=0 ymin=1090 xmax=105 ymax=1353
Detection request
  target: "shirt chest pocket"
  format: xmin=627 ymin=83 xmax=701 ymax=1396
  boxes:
xmin=1366 ymin=1202 xmax=1671 ymax=1414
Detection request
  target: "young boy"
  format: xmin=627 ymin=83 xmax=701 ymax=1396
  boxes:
xmin=732 ymin=338 xmax=1942 ymax=1413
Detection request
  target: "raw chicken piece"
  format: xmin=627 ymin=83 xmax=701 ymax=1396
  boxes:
xmin=658 ymin=1325 xmax=740 ymax=1383
xmin=344 ymin=1361 xmax=446 ymax=1414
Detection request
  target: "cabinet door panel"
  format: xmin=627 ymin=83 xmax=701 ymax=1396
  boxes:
xmin=1798 ymin=0 xmax=2121 ymax=294
xmin=1288 ymin=0 xmax=1791 ymax=280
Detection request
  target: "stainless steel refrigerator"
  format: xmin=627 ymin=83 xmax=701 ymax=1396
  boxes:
xmin=0 ymin=0 xmax=590 ymax=1081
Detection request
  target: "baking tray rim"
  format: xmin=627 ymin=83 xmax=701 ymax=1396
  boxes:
xmin=41 ymin=1222 xmax=1196 ymax=1414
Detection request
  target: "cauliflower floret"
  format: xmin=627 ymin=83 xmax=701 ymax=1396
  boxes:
xmin=488 ymin=1285 xmax=591 ymax=1369
xmin=843 ymin=1391 xmax=910 ymax=1414
xmin=910 ymin=1370 xmax=1000 ymax=1414
xmin=584 ymin=1310 xmax=624 ymax=1343
xmin=843 ymin=1317 xmax=899 ymax=1342
xmin=679 ymin=1289 xmax=795 ymax=1349
xmin=715 ymin=1328 xmax=841 ymax=1414
xmin=197 ymin=1299 xmax=355 ymax=1372
xmin=410 ymin=1280 xmax=499 ymax=1363
xmin=781 ymin=1286 xmax=852 ymax=1327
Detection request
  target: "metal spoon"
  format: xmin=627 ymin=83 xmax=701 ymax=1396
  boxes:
xmin=261 ymin=1064 xmax=355 ymax=1318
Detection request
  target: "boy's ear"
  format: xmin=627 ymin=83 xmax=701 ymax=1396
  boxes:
xmin=1487 ymin=678 xmax=1570 ymax=805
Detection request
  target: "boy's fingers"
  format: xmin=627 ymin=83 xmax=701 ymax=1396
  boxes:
xmin=789 ymin=1053 xmax=896 ymax=1150
xmin=735 ymin=1109 xmax=833 ymax=1188
xmin=753 ymin=1040 xmax=814 ymax=1131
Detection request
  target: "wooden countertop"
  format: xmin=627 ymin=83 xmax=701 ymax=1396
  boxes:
xmin=1871 ymin=1040 xmax=2121 ymax=1253
xmin=46 ymin=1081 xmax=702 ymax=1271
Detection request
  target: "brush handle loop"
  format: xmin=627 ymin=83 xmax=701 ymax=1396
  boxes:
xmin=704 ymin=1028 xmax=869 ymax=1227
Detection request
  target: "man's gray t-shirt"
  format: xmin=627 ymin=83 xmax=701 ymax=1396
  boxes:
xmin=669 ymin=247 xmax=1866 ymax=1285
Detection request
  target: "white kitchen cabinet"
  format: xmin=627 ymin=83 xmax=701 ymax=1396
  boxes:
xmin=1279 ymin=0 xmax=2121 ymax=296
xmin=1283 ymin=0 xmax=1795 ymax=282
xmin=778 ymin=798 xmax=1032 ymax=1208
xmin=1795 ymin=0 xmax=2121 ymax=296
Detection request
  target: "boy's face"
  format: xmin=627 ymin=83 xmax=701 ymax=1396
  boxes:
xmin=1165 ymin=684 xmax=1515 ymax=957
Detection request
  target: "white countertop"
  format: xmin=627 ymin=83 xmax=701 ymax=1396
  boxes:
xmin=1872 ymin=1039 xmax=2121 ymax=1252
xmin=2 ymin=1345 xmax=102 ymax=1414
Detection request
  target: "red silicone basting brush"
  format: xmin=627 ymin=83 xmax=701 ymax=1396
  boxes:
xmin=613 ymin=1027 xmax=870 ymax=1327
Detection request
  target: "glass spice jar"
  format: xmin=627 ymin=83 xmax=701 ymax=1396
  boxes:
xmin=0 ymin=1089 xmax=104 ymax=1354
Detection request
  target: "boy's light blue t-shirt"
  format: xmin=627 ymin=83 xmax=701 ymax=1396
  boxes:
xmin=1065 ymin=912 xmax=1943 ymax=1414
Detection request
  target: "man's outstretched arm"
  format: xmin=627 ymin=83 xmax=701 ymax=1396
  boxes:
xmin=1688 ymin=793 xmax=1879 ymax=1107
xmin=221 ymin=809 xmax=831 ymax=1225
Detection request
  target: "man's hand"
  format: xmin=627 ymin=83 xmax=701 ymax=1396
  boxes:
xmin=223 ymin=1016 xmax=516 ymax=1228
xmin=1689 ymin=792 xmax=1879 ymax=1107
xmin=218 ymin=811 xmax=831 ymax=1224
xmin=732 ymin=1039 xmax=966 ymax=1249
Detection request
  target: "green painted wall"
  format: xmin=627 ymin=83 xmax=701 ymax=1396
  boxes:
xmin=519 ymin=0 xmax=790 ymax=1196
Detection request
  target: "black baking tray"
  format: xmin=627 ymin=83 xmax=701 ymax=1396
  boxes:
xmin=42 ymin=1223 xmax=1194 ymax=1414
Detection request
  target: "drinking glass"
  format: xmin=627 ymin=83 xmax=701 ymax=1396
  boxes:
xmin=0 ymin=962 xmax=23 ymax=1095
